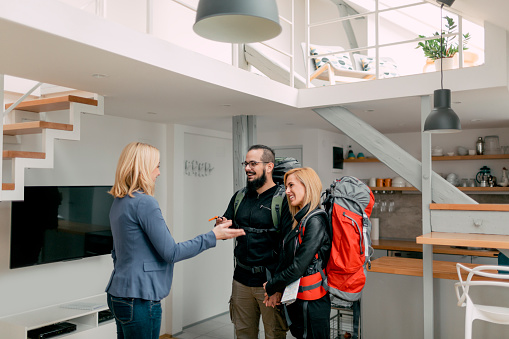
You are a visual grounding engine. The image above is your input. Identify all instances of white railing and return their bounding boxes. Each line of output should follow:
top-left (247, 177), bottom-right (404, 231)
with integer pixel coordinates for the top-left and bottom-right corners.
top-left (304, 0), bottom-right (469, 88)
top-left (71, 0), bottom-right (477, 89)
top-left (78, 0), bottom-right (297, 87)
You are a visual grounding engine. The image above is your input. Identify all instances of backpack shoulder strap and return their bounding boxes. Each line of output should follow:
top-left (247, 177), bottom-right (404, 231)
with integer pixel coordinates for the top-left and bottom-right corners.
top-left (233, 188), bottom-right (247, 220)
top-left (298, 209), bottom-right (327, 245)
top-left (271, 184), bottom-right (286, 231)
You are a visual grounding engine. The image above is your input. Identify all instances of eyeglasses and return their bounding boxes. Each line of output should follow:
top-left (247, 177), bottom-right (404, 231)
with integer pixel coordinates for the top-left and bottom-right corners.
top-left (241, 161), bottom-right (269, 168)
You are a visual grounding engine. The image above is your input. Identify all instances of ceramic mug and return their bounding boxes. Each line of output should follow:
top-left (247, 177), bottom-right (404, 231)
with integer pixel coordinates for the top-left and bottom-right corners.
top-left (369, 178), bottom-right (377, 187)
top-left (383, 178), bottom-right (392, 187)
top-left (376, 178), bottom-right (383, 187)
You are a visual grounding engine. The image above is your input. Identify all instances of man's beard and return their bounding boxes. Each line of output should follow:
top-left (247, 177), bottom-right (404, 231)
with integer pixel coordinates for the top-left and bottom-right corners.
top-left (246, 169), bottom-right (267, 192)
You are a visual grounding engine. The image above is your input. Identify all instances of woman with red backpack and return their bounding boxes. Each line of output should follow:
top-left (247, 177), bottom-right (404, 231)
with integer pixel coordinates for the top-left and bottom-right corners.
top-left (263, 167), bottom-right (332, 339)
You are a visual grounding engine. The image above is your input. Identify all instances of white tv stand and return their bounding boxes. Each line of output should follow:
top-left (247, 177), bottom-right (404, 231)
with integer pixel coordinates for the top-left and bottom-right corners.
top-left (0, 294), bottom-right (115, 339)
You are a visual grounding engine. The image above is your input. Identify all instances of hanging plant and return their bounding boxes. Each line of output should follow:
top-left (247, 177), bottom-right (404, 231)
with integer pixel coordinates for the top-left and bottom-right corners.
top-left (416, 16), bottom-right (471, 61)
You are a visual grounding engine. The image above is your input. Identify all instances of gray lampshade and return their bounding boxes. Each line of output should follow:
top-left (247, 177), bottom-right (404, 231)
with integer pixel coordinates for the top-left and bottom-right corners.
top-left (424, 89), bottom-right (461, 133)
top-left (193, 0), bottom-right (282, 43)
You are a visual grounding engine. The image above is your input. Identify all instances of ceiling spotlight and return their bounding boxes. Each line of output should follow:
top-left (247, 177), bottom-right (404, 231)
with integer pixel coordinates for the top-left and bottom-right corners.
top-left (193, 0), bottom-right (282, 43)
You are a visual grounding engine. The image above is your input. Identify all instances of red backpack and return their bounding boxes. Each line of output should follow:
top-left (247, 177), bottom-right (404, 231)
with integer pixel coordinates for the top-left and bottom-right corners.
top-left (322, 176), bottom-right (375, 302)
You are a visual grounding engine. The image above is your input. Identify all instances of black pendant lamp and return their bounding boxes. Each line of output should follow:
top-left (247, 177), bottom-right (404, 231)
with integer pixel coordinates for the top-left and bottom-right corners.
top-left (193, 0), bottom-right (282, 43)
top-left (423, 0), bottom-right (461, 133)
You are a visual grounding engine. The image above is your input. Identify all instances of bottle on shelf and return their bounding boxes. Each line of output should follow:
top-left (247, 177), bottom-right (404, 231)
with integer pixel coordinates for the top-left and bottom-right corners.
top-left (476, 137), bottom-right (484, 155)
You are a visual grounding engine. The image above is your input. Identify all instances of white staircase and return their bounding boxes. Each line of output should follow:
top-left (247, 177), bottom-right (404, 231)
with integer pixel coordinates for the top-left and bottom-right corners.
top-left (2, 94), bottom-right (104, 201)
top-left (312, 105), bottom-right (509, 235)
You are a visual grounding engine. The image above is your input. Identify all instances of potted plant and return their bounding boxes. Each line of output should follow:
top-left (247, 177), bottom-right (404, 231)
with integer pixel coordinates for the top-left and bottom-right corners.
top-left (416, 16), bottom-right (471, 71)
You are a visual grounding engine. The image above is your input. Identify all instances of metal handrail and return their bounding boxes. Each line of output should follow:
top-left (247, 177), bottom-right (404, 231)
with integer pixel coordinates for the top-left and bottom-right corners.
top-left (3, 82), bottom-right (43, 118)
top-left (305, 0), bottom-right (466, 87)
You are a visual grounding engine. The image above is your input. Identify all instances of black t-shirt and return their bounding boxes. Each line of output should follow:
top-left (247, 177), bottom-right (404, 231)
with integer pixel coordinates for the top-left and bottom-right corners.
top-left (223, 184), bottom-right (293, 287)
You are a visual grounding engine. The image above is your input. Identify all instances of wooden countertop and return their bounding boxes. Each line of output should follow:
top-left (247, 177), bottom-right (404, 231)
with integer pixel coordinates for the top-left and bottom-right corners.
top-left (417, 232), bottom-right (509, 250)
top-left (372, 239), bottom-right (498, 257)
top-left (368, 256), bottom-right (498, 280)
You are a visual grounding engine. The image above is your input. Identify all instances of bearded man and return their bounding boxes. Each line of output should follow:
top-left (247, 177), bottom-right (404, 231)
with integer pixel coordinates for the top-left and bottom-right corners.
top-left (216, 145), bottom-right (292, 339)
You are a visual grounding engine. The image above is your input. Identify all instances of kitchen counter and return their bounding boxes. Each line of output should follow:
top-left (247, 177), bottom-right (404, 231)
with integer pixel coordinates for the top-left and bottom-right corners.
top-left (372, 239), bottom-right (498, 257)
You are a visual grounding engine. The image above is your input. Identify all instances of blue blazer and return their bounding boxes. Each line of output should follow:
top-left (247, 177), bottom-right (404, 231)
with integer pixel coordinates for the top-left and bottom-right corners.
top-left (105, 191), bottom-right (216, 301)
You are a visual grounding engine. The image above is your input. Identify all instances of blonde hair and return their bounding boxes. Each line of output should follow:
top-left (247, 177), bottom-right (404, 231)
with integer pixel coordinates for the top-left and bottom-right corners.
top-left (284, 167), bottom-right (322, 228)
top-left (109, 142), bottom-right (160, 198)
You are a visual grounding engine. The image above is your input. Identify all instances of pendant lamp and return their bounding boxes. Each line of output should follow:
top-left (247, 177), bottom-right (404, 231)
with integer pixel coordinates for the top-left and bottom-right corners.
top-left (193, 0), bottom-right (282, 43)
top-left (423, 0), bottom-right (461, 133)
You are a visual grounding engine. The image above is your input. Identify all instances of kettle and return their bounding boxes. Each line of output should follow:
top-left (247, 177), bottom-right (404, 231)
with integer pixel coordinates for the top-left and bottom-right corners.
top-left (476, 166), bottom-right (491, 187)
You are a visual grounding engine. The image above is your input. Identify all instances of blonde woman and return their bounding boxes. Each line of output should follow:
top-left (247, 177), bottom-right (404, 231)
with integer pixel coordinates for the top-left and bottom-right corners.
top-left (263, 167), bottom-right (331, 339)
top-left (105, 142), bottom-right (244, 339)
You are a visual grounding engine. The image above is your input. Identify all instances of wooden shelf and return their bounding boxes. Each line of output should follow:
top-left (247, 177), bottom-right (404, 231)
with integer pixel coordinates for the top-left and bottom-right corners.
top-left (344, 158), bottom-right (380, 163)
top-left (432, 154), bottom-right (509, 161)
top-left (345, 154), bottom-right (509, 163)
top-left (369, 186), bottom-right (509, 192)
top-left (369, 186), bottom-right (416, 191)
top-left (416, 232), bottom-right (509, 249)
top-left (430, 203), bottom-right (509, 211)
top-left (372, 239), bottom-right (498, 257)
top-left (368, 256), bottom-right (497, 280)
top-left (4, 95), bottom-right (97, 113)
top-left (3, 121), bottom-right (73, 136)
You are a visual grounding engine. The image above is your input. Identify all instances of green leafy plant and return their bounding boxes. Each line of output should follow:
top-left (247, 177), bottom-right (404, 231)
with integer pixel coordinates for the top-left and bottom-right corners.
top-left (416, 16), bottom-right (471, 61)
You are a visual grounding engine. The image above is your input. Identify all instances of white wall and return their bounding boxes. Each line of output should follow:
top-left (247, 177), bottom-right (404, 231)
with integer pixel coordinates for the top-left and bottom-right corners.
top-left (170, 125), bottom-right (234, 334)
top-left (57, 0), bottom-right (232, 65)
top-left (0, 113), bottom-right (167, 321)
top-left (259, 127), bottom-right (349, 188)
top-left (260, 126), bottom-right (509, 187)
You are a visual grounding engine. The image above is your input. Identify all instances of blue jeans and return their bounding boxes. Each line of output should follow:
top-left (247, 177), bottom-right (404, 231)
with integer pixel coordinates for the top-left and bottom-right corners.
top-left (107, 293), bottom-right (162, 339)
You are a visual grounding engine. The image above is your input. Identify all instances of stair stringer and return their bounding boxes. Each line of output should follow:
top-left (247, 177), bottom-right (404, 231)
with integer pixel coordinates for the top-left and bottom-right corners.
top-left (313, 105), bottom-right (476, 204)
top-left (313, 106), bottom-right (509, 235)
top-left (2, 98), bottom-right (104, 201)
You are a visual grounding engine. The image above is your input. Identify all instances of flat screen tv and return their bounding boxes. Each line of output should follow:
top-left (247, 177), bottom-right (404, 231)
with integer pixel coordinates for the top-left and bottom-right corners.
top-left (10, 186), bottom-right (114, 269)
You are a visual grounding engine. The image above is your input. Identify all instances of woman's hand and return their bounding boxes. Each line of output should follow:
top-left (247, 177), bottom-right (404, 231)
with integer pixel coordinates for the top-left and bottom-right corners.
top-left (264, 292), bottom-right (282, 308)
top-left (212, 219), bottom-right (245, 240)
top-left (262, 282), bottom-right (281, 308)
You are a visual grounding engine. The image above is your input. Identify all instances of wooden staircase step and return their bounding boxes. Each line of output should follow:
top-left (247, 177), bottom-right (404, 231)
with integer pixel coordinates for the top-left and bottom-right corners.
top-left (5, 95), bottom-right (98, 113)
top-left (2, 183), bottom-right (14, 190)
top-left (3, 121), bottom-right (73, 135)
top-left (3, 150), bottom-right (45, 159)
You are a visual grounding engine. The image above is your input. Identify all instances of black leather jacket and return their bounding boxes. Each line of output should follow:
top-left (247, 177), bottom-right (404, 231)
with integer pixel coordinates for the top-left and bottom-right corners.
top-left (265, 204), bottom-right (331, 296)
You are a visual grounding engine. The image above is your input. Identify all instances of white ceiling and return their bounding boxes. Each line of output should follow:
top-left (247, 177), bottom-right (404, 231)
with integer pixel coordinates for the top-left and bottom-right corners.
top-left (1, 0), bottom-right (508, 136)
